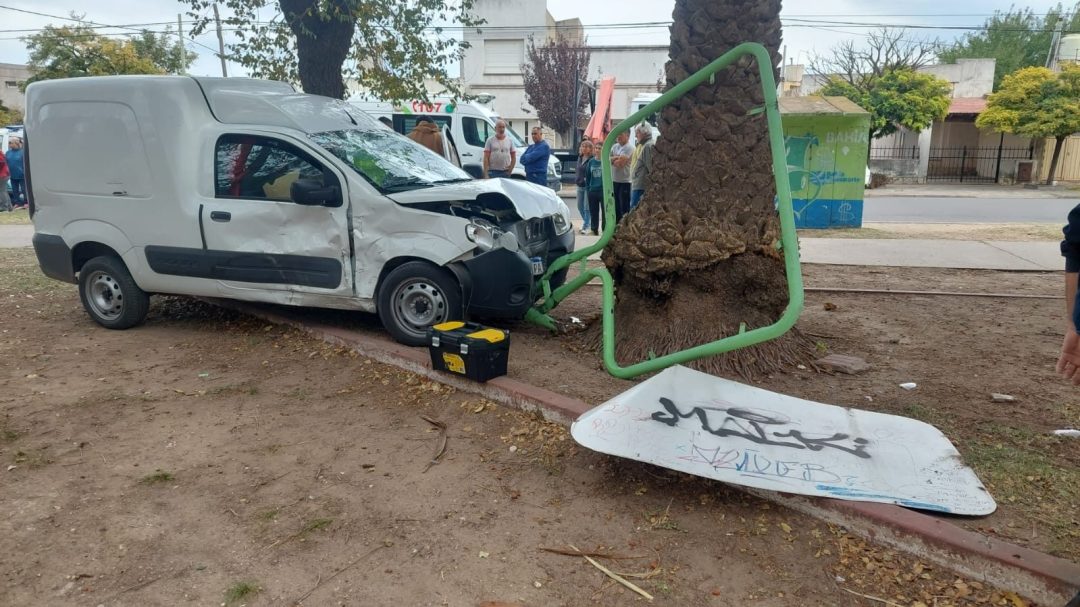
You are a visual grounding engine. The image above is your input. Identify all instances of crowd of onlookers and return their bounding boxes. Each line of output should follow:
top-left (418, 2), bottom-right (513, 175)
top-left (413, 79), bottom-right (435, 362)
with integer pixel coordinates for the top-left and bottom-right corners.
top-left (574, 124), bottom-right (655, 235)
top-left (0, 135), bottom-right (26, 212)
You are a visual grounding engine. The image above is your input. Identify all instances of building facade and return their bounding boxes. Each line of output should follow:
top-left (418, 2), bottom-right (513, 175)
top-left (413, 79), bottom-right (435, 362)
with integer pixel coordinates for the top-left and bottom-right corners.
top-left (0, 63), bottom-right (31, 114)
top-left (461, 0), bottom-right (667, 147)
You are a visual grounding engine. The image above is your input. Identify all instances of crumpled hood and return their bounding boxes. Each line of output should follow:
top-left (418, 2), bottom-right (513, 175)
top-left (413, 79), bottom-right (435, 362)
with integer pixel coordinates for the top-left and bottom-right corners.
top-left (386, 178), bottom-right (565, 220)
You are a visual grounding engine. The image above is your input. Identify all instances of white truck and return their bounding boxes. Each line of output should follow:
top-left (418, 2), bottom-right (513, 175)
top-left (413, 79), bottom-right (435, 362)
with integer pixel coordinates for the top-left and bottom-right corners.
top-left (350, 98), bottom-right (561, 191)
top-left (26, 76), bottom-right (574, 345)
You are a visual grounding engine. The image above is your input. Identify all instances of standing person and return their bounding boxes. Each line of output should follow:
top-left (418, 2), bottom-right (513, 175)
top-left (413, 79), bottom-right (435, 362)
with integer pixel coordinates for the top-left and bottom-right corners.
top-left (0, 149), bottom-right (10, 212)
top-left (406, 117), bottom-right (445, 157)
top-left (1058, 204), bottom-right (1080, 383)
top-left (610, 130), bottom-right (634, 222)
top-left (629, 123), bottom-right (655, 211)
top-left (575, 140), bottom-right (593, 234)
top-left (519, 127), bottom-right (551, 187)
top-left (7, 137), bottom-right (25, 208)
top-left (584, 144), bottom-right (605, 236)
top-left (482, 119), bottom-right (516, 179)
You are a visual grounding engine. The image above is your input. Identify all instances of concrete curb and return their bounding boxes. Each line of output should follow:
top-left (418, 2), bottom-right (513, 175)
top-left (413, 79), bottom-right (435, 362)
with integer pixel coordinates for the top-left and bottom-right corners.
top-left (217, 300), bottom-right (1079, 606)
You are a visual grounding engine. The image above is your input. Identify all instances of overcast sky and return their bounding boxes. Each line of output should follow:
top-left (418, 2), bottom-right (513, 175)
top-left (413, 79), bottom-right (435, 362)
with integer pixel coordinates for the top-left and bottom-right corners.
top-left (0, 0), bottom-right (1073, 78)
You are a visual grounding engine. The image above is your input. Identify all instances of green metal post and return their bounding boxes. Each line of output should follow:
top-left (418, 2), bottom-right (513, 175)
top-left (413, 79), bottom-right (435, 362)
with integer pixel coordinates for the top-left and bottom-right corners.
top-left (529, 42), bottom-right (804, 380)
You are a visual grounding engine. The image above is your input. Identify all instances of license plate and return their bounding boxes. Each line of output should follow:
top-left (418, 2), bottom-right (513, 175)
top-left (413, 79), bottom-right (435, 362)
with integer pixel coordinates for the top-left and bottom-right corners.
top-left (530, 256), bottom-right (545, 275)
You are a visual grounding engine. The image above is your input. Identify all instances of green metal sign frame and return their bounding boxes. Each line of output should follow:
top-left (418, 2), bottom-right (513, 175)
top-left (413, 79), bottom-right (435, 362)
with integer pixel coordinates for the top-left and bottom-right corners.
top-left (526, 42), bottom-right (804, 380)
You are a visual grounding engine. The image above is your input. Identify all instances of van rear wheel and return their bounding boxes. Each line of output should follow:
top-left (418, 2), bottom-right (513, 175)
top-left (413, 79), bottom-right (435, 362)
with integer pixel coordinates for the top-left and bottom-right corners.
top-left (378, 262), bottom-right (463, 346)
top-left (78, 256), bottom-right (150, 330)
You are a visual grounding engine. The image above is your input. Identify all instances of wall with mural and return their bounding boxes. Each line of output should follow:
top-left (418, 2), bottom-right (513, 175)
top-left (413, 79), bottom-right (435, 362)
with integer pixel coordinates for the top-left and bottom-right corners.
top-left (782, 114), bottom-right (870, 229)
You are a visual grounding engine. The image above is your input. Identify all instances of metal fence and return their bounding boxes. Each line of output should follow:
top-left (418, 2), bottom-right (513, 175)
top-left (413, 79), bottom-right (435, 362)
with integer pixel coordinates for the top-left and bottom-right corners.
top-left (870, 145), bottom-right (920, 160)
top-left (926, 145), bottom-right (1034, 183)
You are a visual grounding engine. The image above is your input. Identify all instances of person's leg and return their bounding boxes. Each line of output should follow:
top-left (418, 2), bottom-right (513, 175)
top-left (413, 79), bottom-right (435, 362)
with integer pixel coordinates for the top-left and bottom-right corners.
top-left (11, 179), bottom-right (23, 206)
top-left (588, 191), bottom-right (602, 235)
top-left (489, 169), bottom-right (509, 178)
top-left (577, 187), bottom-right (590, 232)
top-left (0, 180), bottom-right (10, 212)
top-left (630, 189), bottom-right (644, 210)
top-left (614, 182), bottom-right (630, 222)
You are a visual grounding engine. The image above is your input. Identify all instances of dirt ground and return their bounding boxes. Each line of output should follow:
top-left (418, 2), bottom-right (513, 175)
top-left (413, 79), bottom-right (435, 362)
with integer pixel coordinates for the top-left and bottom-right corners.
top-left (0, 249), bottom-right (1047, 607)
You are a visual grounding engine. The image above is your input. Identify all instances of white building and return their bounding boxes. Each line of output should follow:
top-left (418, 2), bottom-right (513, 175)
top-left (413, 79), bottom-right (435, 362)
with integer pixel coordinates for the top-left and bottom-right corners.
top-left (461, 0), bottom-right (667, 147)
top-left (0, 63), bottom-right (31, 114)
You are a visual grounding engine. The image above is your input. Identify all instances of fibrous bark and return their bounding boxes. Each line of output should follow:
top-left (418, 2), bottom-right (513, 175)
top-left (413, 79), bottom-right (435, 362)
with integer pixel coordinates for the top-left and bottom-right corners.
top-left (600, 0), bottom-right (813, 378)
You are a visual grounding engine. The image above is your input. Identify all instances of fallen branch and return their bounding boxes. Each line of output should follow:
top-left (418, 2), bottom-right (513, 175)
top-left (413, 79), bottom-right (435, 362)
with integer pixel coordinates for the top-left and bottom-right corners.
top-left (569, 544), bottom-right (653, 601)
top-left (421, 416), bottom-right (448, 472)
top-left (839, 586), bottom-right (905, 607)
top-left (292, 542), bottom-right (391, 605)
top-left (539, 546), bottom-right (645, 560)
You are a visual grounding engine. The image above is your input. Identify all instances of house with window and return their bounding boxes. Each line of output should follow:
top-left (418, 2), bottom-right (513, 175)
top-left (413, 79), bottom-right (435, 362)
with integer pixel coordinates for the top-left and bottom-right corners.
top-left (0, 63), bottom-right (31, 116)
top-left (460, 0), bottom-right (668, 147)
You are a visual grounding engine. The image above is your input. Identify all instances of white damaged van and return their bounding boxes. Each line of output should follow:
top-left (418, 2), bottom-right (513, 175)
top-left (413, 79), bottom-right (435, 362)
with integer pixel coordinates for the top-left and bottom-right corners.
top-left (26, 76), bottom-right (574, 345)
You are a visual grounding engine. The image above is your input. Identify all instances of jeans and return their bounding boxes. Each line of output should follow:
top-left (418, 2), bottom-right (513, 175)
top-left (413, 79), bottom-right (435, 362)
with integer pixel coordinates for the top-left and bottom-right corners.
top-left (488, 169), bottom-right (509, 178)
top-left (526, 172), bottom-right (546, 187)
top-left (576, 186), bottom-right (591, 230)
top-left (630, 189), bottom-right (645, 210)
top-left (0, 179), bottom-right (10, 211)
top-left (613, 181), bottom-right (631, 223)
top-left (10, 178), bottom-right (24, 205)
top-left (588, 190), bottom-right (604, 234)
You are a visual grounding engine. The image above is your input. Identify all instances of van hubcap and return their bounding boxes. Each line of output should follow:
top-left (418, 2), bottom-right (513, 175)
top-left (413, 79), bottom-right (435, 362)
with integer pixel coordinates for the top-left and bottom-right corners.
top-left (86, 271), bottom-right (124, 320)
top-left (391, 279), bottom-right (447, 334)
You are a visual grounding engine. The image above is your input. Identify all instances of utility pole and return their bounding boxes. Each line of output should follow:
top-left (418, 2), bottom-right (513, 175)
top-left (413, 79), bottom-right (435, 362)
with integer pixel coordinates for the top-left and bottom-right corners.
top-left (213, 3), bottom-right (228, 77)
top-left (176, 14), bottom-right (185, 74)
top-left (1046, 20), bottom-right (1065, 70)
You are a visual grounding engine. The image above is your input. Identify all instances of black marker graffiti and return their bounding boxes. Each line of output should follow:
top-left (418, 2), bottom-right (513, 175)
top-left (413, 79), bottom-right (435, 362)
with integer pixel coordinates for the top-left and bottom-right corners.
top-left (651, 397), bottom-right (871, 459)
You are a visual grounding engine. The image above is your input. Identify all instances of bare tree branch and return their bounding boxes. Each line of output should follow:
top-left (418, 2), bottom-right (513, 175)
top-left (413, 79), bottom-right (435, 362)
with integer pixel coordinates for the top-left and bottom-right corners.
top-left (521, 34), bottom-right (591, 142)
top-left (810, 28), bottom-right (939, 92)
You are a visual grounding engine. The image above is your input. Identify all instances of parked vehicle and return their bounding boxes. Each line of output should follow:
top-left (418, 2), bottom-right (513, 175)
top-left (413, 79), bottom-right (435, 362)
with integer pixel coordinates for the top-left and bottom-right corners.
top-left (26, 76), bottom-right (574, 345)
top-left (350, 98), bottom-right (562, 192)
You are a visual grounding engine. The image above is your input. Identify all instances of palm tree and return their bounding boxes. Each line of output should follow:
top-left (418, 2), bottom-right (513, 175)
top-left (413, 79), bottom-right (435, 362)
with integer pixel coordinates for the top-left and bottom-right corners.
top-left (601, 0), bottom-right (810, 377)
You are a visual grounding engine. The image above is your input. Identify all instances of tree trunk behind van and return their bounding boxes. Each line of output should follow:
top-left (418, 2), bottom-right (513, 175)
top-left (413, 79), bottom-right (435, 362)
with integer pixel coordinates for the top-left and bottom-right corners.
top-left (600, 0), bottom-right (812, 378)
top-left (282, 0), bottom-right (354, 98)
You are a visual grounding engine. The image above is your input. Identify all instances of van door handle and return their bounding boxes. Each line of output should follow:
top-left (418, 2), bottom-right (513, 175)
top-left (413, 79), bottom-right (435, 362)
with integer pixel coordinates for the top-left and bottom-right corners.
top-left (210, 211), bottom-right (231, 222)
top-left (460, 152), bottom-right (474, 157)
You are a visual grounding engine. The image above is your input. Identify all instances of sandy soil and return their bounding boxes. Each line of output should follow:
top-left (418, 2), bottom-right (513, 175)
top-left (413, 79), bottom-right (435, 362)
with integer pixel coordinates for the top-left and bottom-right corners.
top-left (0, 249), bottom-right (1037, 607)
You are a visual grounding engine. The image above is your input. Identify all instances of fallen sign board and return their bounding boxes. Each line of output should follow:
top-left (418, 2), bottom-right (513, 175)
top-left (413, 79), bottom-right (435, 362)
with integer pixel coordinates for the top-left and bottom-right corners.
top-left (571, 365), bottom-right (996, 516)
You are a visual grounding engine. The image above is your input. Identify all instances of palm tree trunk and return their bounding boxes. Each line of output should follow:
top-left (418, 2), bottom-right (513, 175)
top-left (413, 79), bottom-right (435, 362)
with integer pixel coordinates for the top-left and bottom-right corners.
top-left (600, 0), bottom-right (811, 377)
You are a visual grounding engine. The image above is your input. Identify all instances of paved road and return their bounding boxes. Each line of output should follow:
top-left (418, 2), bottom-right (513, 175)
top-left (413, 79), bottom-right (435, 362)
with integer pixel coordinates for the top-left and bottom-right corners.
top-left (864, 196), bottom-right (1078, 224)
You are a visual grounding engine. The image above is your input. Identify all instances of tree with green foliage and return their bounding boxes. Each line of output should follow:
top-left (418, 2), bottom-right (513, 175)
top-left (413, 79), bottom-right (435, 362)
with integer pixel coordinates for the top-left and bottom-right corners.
top-left (976, 65), bottom-right (1080, 184)
top-left (820, 69), bottom-right (951, 141)
top-left (23, 18), bottom-right (195, 89)
top-left (181, 0), bottom-right (482, 101)
top-left (938, 3), bottom-right (1080, 90)
top-left (0, 102), bottom-right (23, 125)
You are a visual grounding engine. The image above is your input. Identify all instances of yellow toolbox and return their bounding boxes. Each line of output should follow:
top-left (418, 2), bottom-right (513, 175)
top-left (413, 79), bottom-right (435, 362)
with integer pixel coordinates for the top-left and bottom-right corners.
top-left (426, 321), bottom-right (510, 382)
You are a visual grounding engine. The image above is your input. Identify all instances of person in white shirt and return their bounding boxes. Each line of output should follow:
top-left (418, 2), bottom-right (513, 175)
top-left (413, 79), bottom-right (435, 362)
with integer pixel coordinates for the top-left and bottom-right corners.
top-left (482, 120), bottom-right (517, 178)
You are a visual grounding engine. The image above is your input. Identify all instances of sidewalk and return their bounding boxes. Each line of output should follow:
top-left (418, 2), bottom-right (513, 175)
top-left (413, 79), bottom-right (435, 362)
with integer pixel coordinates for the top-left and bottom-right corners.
top-left (866, 183), bottom-right (1078, 199)
top-left (572, 230), bottom-right (1062, 271)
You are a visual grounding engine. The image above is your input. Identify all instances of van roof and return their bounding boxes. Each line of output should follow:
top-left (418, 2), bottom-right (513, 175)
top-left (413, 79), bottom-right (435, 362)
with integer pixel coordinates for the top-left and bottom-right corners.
top-left (26, 75), bottom-right (381, 135)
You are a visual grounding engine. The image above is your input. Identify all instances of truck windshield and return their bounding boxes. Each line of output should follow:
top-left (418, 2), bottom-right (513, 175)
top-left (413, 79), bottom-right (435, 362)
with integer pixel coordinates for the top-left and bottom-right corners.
top-left (311, 128), bottom-right (471, 192)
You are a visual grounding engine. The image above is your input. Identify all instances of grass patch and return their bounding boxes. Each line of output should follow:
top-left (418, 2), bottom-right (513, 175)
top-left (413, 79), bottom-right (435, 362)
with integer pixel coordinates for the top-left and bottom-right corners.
top-left (798, 227), bottom-right (893, 239)
top-left (12, 449), bottom-right (51, 468)
top-left (139, 470), bottom-right (175, 485)
top-left (0, 210), bottom-right (31, 225)
top-left (257, 508), bottom-right (279, 521)
top-left (224, 581), bottom-right (261, 605)
top-left (299, 517), bottom-right (334, 535)
top-left (0, 248), bottom-right (68, 295)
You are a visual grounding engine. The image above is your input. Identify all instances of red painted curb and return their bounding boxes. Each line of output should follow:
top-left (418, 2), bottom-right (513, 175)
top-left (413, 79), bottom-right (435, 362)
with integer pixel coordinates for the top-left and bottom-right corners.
top-left (213, 300), bottom-right (1079, 606)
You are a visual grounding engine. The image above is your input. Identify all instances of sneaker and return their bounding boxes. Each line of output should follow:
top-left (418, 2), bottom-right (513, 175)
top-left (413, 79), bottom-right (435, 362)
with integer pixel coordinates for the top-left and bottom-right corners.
top-left (579, 227), bottom-right (589, 235)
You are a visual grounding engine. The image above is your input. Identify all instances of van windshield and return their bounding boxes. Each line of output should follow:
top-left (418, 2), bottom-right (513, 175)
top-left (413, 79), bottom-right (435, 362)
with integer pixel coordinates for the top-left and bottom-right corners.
top-left (311, 128), bottom-right (471, 192)
top-left (504, 124), bottom-right (526, 147)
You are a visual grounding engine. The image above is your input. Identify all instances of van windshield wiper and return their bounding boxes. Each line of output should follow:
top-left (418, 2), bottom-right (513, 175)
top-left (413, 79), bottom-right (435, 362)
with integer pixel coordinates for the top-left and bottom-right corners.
top-left (381, 178), bottom-right (433, 192)
top-left (430, 177), bottom-right (474, 185)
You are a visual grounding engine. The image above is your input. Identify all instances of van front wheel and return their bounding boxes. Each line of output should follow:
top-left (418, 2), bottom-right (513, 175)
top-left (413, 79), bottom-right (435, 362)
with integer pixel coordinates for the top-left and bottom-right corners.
top-left (378, 262), bottom-right (463, 346)
top-left (78, 256), bottom-right (150, 330)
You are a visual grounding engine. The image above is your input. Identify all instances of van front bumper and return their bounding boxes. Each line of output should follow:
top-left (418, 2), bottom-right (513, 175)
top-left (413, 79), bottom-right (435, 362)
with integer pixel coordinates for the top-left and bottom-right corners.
top-left (454, 228), bottom-right (575, 319)
top-left (455, 248), bottom-right (535, 318)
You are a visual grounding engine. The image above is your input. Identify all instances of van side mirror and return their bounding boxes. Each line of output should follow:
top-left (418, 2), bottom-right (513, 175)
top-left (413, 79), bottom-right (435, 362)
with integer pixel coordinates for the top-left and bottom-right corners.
top-left (291, 179), bottom-right (342, 207)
